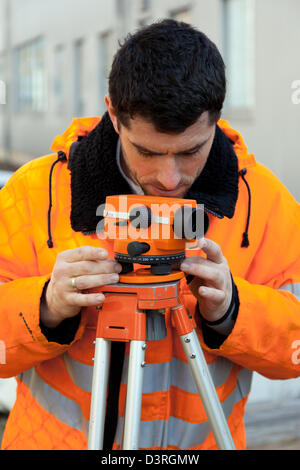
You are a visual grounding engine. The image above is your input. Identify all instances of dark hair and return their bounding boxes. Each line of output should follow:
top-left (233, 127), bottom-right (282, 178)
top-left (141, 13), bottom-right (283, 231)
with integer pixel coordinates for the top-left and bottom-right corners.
top-left (108, 19), bottom-right (226, 133)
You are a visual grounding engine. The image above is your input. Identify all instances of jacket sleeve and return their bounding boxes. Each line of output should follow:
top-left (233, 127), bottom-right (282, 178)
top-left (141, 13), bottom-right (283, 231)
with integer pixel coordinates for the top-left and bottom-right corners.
top-left (200, 176), bottom-right (300, 380)
top-left (0, 168), bottom-right (85, 379)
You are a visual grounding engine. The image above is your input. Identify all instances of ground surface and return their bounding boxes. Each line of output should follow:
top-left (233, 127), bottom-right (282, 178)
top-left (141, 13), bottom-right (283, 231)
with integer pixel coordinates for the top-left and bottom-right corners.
top-left (244, 399), bottom-right (300, 450)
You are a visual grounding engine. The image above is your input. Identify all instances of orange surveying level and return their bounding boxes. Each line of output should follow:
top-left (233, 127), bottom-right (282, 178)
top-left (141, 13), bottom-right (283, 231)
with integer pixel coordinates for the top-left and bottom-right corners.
top-left (87, 195), bottom-right (235, 450)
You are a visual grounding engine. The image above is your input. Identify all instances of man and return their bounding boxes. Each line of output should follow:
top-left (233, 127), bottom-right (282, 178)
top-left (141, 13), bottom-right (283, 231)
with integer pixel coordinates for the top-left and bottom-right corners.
top-left (0, 19), bottom-right (300, 450)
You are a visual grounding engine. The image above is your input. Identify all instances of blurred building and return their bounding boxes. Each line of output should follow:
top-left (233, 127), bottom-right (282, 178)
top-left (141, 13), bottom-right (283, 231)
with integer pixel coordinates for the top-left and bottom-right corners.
top-left (0, 0), bottom-right (300, 423)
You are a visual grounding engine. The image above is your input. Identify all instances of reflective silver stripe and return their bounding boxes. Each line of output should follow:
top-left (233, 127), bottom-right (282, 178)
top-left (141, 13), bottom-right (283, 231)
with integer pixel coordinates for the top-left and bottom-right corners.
top-left (121, 355), bottom-right (234, 394)
top-left (20, 362), bottom-right (252, 448)
top-left (20, 368), bottom-right (89, 435)
top-left (63, 353), bottom-right (234, 395)
top-left (114, 368), bottom-right (252, 449)
top-left (279, 282), bottom-right (300, 300)
top-left (64, 353), bottom-right (93, 393)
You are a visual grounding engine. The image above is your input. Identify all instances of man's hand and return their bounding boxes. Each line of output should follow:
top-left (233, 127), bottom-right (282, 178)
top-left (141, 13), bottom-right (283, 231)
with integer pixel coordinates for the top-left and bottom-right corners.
top-left (180, 238), bottom-right (232, 323)
top-left (40, 246), bottom-right (122, 328)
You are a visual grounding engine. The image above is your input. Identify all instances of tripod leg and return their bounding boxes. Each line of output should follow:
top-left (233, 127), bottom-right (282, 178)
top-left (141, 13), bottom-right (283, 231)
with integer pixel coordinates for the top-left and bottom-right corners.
top-left (122, 340), bottom-right (146, 450)
top-left (180, 329), bottom-right (235, 450)
top-left (88, 338), bottom-right (111, 450)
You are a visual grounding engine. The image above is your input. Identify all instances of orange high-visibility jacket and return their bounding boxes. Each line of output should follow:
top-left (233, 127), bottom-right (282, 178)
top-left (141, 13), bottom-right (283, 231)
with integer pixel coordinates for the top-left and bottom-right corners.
top-left (0, 117), bottom-right (300, 450)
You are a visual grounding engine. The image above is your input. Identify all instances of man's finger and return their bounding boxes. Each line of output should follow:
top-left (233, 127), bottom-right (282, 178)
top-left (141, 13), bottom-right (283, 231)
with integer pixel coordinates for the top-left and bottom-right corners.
top-left (198, 285), bottom-right (226, 303)
top-left (66, 291), bottom-right (106, 307)
top-left (60, 246), bottom-right (108, 263)
top-left (199, 238), bottom-right (224, 264)
top-left (68, 259), bottom-right (122, 277)
top-left (70, 273), bottom-right (120, 291)
top-left (181, 262), bottom-right (223, 287)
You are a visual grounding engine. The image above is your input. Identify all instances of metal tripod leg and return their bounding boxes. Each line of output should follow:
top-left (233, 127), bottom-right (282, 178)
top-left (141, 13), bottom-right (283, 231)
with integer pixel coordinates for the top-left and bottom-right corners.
top-left (88, 338), bottom-right (111, 450)
top-left (88, 338), bottom-right (146, 450)
top-left (171, 304), bottom-right (236, 450)
top-left (180, 329), bottom-right (235, 450)
top-left (122, 340), bottom-right (146, 450)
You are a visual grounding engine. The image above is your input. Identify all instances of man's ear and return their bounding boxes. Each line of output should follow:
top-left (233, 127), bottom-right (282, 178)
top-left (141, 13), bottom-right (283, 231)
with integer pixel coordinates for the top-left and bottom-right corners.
top-left (105, 95), bottom-right (120, 135)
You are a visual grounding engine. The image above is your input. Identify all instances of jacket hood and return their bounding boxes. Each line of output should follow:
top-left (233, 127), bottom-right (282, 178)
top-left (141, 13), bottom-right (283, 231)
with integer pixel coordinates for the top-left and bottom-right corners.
top-left (51, 117), bottom-right (102, 159)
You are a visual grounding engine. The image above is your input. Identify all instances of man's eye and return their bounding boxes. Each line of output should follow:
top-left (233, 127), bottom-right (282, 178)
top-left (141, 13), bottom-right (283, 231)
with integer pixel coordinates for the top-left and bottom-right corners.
top-left (138, 151), bottom-right (154, 157)
top-left (182, 148), bottom-right (201, 157)
top-left (137, 148), bottom-right (202, 158)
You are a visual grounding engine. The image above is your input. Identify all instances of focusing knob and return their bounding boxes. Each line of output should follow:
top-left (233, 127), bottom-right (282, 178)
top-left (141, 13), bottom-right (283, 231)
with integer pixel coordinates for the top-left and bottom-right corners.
top-left (127, 241), bottom-right (151, 257)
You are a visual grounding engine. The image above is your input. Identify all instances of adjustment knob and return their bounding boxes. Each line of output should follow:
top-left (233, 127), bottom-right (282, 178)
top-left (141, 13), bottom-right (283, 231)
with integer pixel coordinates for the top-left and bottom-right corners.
top-left (127, 241), bottom-right (151, 257)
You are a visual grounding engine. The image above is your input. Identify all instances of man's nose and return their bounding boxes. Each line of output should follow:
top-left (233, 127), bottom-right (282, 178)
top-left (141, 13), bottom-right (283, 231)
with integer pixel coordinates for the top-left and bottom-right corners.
top-left (156, 158), bottom-right (181, 190)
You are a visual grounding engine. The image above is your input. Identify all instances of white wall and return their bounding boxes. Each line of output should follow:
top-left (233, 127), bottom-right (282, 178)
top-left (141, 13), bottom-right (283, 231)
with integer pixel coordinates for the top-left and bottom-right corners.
top-left (248, 374), bottom-right (300, 405)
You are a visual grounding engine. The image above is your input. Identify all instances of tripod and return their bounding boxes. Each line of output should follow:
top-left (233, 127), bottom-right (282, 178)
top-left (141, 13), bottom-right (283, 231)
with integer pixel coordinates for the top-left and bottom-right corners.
top-left (88, 268), bottom-right (235, 450)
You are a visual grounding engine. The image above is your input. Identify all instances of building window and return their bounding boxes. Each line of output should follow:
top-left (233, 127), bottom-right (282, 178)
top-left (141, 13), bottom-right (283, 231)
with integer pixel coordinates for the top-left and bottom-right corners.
top-left (140, 0), bottom-right (151, 12)
top-left (138, 0), bottom-right (152, 27)
top-left (116, 0), bottom-right (126, 17)
top-left (54, 45), bottom-right (65, 113)
top-left (169, 8), bottom-right (192, 24)
top-left (74, 39), bottom-right (84, 116)
top-left (0, 56), bottom-right (5, 106)
top-left (222, 0), bottom-right (255, 111)
top-left (138, 16), bottom-right (152, 27)
top-left (99, 32), bottom-right (111, 111)
top-left (14, 37), bottom-right (46, 112)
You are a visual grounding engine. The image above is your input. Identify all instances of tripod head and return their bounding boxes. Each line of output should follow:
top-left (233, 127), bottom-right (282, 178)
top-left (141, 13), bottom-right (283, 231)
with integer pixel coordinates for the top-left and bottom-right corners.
top-left (99, 195), bottom-right (209, 283)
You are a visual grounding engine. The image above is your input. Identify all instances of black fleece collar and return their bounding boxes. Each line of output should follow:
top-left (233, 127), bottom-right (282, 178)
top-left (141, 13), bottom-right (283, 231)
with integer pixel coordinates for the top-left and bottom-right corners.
top-left (67, 112), bottom-right (239, 234)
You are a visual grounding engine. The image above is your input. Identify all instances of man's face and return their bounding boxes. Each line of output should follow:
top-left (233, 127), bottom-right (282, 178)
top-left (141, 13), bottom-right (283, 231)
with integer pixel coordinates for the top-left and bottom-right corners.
top-left (106, 98), bottom-right (216, 198)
